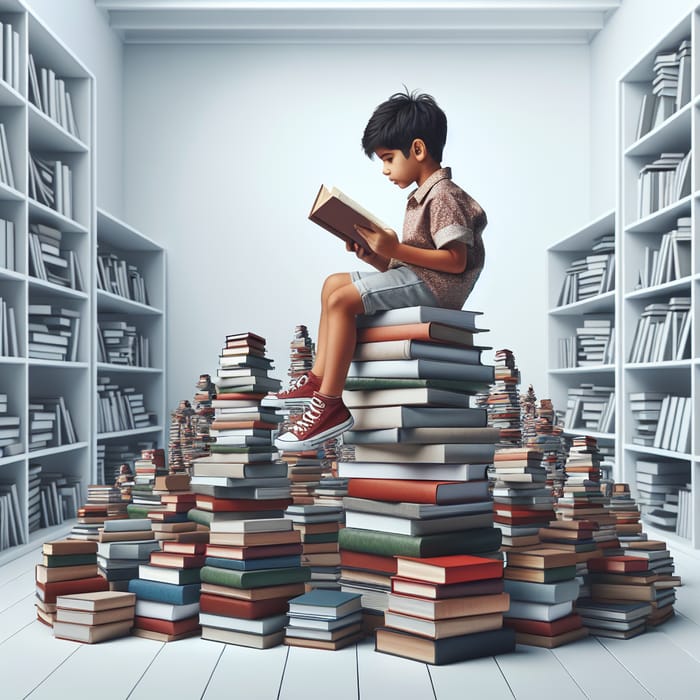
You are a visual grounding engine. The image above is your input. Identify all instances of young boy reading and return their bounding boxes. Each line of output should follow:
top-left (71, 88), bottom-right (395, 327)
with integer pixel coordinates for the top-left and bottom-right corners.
top-left (269, 89), bottom-right (487, 451)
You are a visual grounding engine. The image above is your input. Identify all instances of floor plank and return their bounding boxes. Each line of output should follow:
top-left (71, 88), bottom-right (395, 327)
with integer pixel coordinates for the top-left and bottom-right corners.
top-left (494, 644), bottom-right (587, 700)
top-left (26, 635), bottom-right (164, 699)
top-left (429, 654), bottom-right (514, 700)
top-left (126, 636), bottom-right (224, 700)
top-left (280, 642), bottom-right (358, 700)
top-left (0, 592), bottom-right (37, 643)
top-left (203, 642), bottom-right (288, 699)
top-left (0, 570), bottom-right (37, 613)
top-left (655, 611), bottom-right (700, 663)
top-left (357, 637), bottom-right (435, 700)
top-left (599, 629), bottom-right (700, 699)
top-left (0, 549), bottom-right (39, 588)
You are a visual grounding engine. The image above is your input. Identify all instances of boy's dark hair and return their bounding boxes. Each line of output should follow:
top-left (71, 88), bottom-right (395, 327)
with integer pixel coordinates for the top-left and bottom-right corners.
top-left (362, 89), bottom-right (447, 162)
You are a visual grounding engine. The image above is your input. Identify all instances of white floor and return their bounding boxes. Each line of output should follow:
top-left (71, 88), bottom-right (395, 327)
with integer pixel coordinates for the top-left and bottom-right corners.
top-left (1, 539), bottom-right (699, 700)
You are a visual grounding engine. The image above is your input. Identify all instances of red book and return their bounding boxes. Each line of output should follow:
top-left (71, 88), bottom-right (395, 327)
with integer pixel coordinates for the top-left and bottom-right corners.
top-left (36, 575), bottom-right (109, 604)
top-left (395, 555), bottom-right (503, 584)
top-left (215, 392), bottom-right (267, 401)
top-left (205, 543), bottom-right (303, 560)
top-left (161, 493), bottom-right (197, 505)
top-left (195, 496), bottom-right (292, 512)
top-left (210, 420), bottom-right (278, 430)
top-left (134, 615), bottom-right (200, 635)
top-left (588, 556), bottom-right (649, 574)
top-left (161, 541), bottom-right (207, 555)
top-left (346, 479), bottom-right (488, 505)
top-left (494, 514), bottom-right (549, 526)
top-left (504, 613), bottom-right (583, 636)
top-left (538, 527), bottom-right (594, 541)
top-left (340, 550), bottom-right (397, 574)
top-left (356, 322), bottom-right (474, 346)
top-left (198, 593), bottom-right (289, 619)
top-left (162, 502), bottom-right (195, 513)
top-left (149, 551), bottom-right (207, 569)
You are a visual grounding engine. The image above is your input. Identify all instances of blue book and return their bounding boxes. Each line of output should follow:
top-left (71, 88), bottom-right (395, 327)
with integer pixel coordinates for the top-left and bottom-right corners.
top-left (204, 555), bottom-right (302, 571)
top-left (288, 589), bottom-right (363, 619)
top-left (128, 578), bottom-right (200, 605)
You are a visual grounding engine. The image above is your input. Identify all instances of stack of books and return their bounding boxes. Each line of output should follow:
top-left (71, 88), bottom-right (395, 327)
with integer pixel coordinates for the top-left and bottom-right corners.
top-left (520, 385), bottom-right (537, 444)
top-left (636, 217), bottom-right (691, 289)
top-left (338, 306), bottom-right (499, 625)
top-left (558, 314), bottom-right (615, 369)
top-left (563, 384), bottom-right (615, 434)
top-left (147, 474), bottom-right (205, 544)
top-left (628, 298), bottom-right (691, 363)
top-left (96, 252), bottom-right (148, 304)
top-left (130, 540), bottom-right (203, 641)
top-left (97, 317), bottom-right (148, 366)
top-left (68, 484), bottom-right (128, 541)
top-left (284, 503), bottom-right (343, 590)
top-left (492, 448), bottom-right (554, 552)
top-left (607, 483), bottom-right (644, 543)
top-left (168, 399), bottom-right (197, 473)
top-left (283, 453), bottom-right (326, 505)
top-left (29, 395), bottom-right (78, 448)
top-left (0, 478), bottom-right (24, 550)
top-left (375, 554), bottom-right (514, 664)
top-left (284, 589), bottom-right (363, 650)
top-left (191, 373), bottom-right (217, 462)
top-left (503, 548), bottom-right (586, 647)
top-left (637, 152), bottom-right (691, 218)
top-left (557, 234), bottom-right (615, 305)
top-left (98, 518), bottom-right (160, 591)
top-left (635, 459), bottom-right (690, 524)
top-left (101, 441), bottom-right (155, 487)
top-left (96, 377), bottom-right (155, 433)
top-left (525, 398), bottom-right (566, 496)
top-left (53, 592), bottom-right (135, 644)
top-left (127, 448), bottom-right (169, 517)
top-left (484, 349), bottom-right (521, 448)
top-left (28, 223), bottom-right (84, 291)
top-left (36, 539), bottom-right (108, 626)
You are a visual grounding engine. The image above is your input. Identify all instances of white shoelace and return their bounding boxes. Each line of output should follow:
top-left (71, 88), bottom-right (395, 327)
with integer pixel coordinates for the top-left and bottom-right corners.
top-left (280, 372), bottom-right (310, 397)
top-left (292, 396), bottom-right (326, 434)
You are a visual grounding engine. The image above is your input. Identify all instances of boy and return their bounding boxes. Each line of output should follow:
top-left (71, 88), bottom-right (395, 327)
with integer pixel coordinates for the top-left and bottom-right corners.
top-left (269, 89), bottom-right (487, 451)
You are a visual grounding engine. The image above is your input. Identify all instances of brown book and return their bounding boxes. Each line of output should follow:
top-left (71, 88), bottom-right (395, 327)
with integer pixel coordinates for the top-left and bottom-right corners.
top-left (133, 614), bottom-right (200, 636)
top-left (206, 542), bottom-right (303, 560)
top-left (53, 619), bottom-right (133, 643)
top-left (292, 522), bottom-right (341, 535)
top-left (514, 626), bottom-right (588, 648)
top-left (505, 549), bottom-right (577, 569)
top-left (285, 630), bottom-right (365, 651)
top-left (198, 593), bottom-right (289, 619)
top-left (588, 556), bottom-right (650, 574)
top-left (195, 496), bottom-right (291, 513)
top-left (150, 521), bottom-right (198, 533)
top-left (301, 552), bottom-right (341, 566)
top-left (395, 555), bottom-right (503, 585)
top-left (208, 530), bottom-right (301, 547)
top-left (154, 474), bottom-right (191, 492)
top-left (149, 551), bottom-right (207, 569)
top-left (538, 527), bottom-right (594, 541)
top-left (590, 583), bottom-right (657, 601)
top-left (37, 576), bottom-right (110, 604)
top-left (42, 540), bottom-right (98, 556)
top-left (390, 576), bottom-right (504, 600)
top-left (504, 613), bottom-right (583, 637)
top-left (132, 627), bottom-right (201, 642)
top-left (546, 520), bottom-right (599, 531)
top-left (36, 563), bottom-right (98, 584)
top-left (55, 590), bottom-right (136, 612)
top-left (308, 184), bottom-right (386, 252)
top-left (340, 549), bottom-right (397, 574)
top-left (341, 568), bottom-right (392, 587)
top-left (387, 591), bottom-right (510, 621)
top-left (56, 605), bottom-right (135, 626)
top-left (98, 529), bottom-right (155, 542)
top-left (384, 610), bottom-right (502, 639)
top-left (199, 581), bottom-right (306, 602)
top-left (357, 322), bottom-right (474, 347)
top-left (161, 541), bottom-right (208, 555)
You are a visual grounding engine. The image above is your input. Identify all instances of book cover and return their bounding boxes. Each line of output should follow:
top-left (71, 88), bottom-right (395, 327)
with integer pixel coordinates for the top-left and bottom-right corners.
top-left (346, 478), bottom-right (490, 505)
top-left (127, 578), bottom-right (201, 605)
top-left (357, 306), bottom-right (482, 331)
top-left (395, 554), bottom-right (504, 585)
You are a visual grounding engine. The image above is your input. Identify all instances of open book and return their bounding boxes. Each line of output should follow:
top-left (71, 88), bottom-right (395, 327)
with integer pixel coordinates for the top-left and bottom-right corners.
top-left (309, 185), bottom-right (388, 252)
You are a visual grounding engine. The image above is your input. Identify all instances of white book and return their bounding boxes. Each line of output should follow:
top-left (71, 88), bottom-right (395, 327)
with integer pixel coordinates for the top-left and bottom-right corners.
top-left (356, 305), bottom-right (483, 331)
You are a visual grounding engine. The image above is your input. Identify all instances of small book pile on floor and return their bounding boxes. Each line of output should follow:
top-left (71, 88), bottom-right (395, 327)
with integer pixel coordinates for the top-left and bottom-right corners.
top-left (503, 548), bottom-right (586, 647)
top-left (68, 484), bottom-right (127, 541)
top-left (129, 539), bottom-right (203, 641)
top-left (338, 306), bottom-right (500, 629)
top-left (375, 554), bottom-right (514, 665)
top-left (484, 348), bottom-right (522, 448)
top-left (284, 589), bottom-right (363, 650)
top-left (97, 518), bottom-right (160, 591)
top-left (36, 539), bottom-right (108, 626)
top-left (127, 448), bottom-right (168, 517)
top-left (53, 591), bottom-right (135, 644)
top-left (492, 447), bottom-right (554, 552)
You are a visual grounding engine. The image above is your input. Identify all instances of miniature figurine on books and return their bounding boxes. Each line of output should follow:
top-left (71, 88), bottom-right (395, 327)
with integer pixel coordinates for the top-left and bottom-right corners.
top-left (266, 88), bottom-right (488, 451)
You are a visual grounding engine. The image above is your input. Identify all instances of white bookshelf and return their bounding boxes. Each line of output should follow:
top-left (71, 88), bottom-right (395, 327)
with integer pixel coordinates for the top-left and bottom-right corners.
top-left (0, 2), bottom-right (166, 565)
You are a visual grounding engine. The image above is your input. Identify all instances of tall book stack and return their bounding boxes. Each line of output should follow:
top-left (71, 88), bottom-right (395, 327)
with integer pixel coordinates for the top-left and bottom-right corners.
top-left (607, 483), bottom-right (644, 543)
top-left (492, 448), bottom-right (555, 553)
top-left (127, 448), bottom-right (168, 518)
top-left (147, 472), bottom-right (203, 544)
top-left (97, 518), bottom-right (160, 591)
top-left (129, 537), bottom-right (203, 642)
top-left (502, 548), bottom-right (586, 648)
top-left (168, 399), bottom-right (196, 473)
top-left (520, 385), bottom-right (537, 444)
top-left (338, 306), bottom-right (499, 626)
top-left (284, 589), bottom-right (363, 650)
top-left (526, 398), bottom-right (566, 496)
top-left (36, 539), bottom-right (108, 626)
top-left (484, 349), bottom-right (522, 448)
top-left (558, 314), bottom-right (615, 368)
top-left (375, 555), bottom-right (514, 664)
top-left (68, 484), bottom-right (128, 541)
top-left (53, 592), bottom-right (135, 645)
top-left (191, 373), bottom-right (217, 462)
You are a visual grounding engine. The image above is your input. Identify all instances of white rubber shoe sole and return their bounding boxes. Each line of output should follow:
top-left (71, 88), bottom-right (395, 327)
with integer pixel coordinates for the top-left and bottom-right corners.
top-left (274, 415), bottom-right (354, 452)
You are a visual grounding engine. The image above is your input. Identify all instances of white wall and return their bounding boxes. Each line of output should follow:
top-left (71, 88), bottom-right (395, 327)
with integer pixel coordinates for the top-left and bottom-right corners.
top-left (590, 0), bottom-right (698, 216)
top-left (25, 0), bottom-right (124, 215)
top-left (123, 42), bottom-right (590, 411)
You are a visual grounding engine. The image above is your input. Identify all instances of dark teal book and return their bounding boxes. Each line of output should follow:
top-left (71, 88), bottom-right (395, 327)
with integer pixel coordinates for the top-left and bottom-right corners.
top-left (288, 589), bottom-right (362, 618)
top-left (200, 565), bottom-right (311, 589)
top-left (300, 532), bottom-right (339, 544)
top-left (205, 555), bottom-right (302, 571)
top-left (344, 377), bottom-right (490, 393)
top-left (338, 526), bottom-right (501, 558)
top-left (43, 553), bottom-right (96, 567)
top-left (209, 445), bottom-right (279, 455)
top-left (128, 578), bottom-right (201, 605)
top-left (126, 503), bottom-right (151, 518)
top-left (187, 508), bottom-right (285, 527)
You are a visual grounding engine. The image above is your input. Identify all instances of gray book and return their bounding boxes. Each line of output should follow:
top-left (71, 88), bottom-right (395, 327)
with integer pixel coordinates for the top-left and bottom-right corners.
top-left (337, 461), bottom-right (489, 482)
top-left (342, 387), bottom-right (471, 409)
top-left (348, 359), bottom-right (494, 382)
top-left (350, 442), bottom-right (496, 464)
top-left (353, 339), bottom-right (486, 365)
top-left (356, 306), bottom-right (483, 331)
top-left (343, 426), bottom-right (500, 445)
top-left (96, 539), bottom-right (160, 559)
top-left (349, 406), bottom-right (486, 430)
top-left (344, 509), bottom-right (494, 536)
top-left (102, 518), bottom-right (152, 533)
top-left (342, 496), bottom-right (492, 520)
top-left (504, 578), bottom-right (580, 605)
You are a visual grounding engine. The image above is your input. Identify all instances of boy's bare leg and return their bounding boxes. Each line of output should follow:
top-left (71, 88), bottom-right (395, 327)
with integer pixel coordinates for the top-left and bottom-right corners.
top-left (311, 272), bottom-right (354, 380)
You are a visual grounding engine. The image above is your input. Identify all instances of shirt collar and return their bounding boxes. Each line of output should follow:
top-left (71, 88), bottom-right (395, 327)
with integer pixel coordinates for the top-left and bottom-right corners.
top-left (409, 167), bottom-right (452, 204)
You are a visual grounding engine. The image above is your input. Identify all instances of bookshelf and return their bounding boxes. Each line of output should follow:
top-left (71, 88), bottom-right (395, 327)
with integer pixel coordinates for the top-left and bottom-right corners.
top-left (0, 2), bottom-right (167, 565)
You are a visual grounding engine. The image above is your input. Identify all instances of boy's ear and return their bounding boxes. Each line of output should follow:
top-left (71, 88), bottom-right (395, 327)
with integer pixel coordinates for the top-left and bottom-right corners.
top-left (412, 138), bottom-right (427, 161)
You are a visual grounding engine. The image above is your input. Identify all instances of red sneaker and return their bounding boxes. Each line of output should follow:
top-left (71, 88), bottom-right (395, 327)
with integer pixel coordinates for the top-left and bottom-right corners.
top-left (261, 371), bottom-right (321, 408)
top-left (274, 392), bottom-right (354, 451)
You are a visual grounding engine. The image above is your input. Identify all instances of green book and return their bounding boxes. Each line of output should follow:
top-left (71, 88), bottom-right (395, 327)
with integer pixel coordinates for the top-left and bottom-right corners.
top-left (338, 526), bottom-right (501, 558)
top-left (200, 565), bottom-right (311, 589)
top-left (43, 553), bottom-right (97, 567)
top-left (301, 532), bottom-right (339, 544)
top-left (343, 377), bottom-right (490, 393)
top-left (126, 504), bottom-right (151, 518)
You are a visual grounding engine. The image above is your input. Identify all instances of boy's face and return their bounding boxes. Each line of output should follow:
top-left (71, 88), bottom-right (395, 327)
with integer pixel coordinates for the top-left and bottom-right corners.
top-left (375, 147), bottom-right (420, 189)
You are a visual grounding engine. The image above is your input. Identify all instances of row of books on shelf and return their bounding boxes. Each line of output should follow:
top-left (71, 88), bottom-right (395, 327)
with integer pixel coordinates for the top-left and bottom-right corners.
top-left (97, 252), bottom-right (149, 305)
top-left (0, 122), bottom-right (15, 189)
top-left (97, 379), bottom-right (154, 434)
top-left (29, 396), bottom-right (78, 450)
top-left (630, 393), bottom-right (691, 454)
top-left (628, 298), bottom-right (690, 364)
top-left (558, 315), bottom-right (614, 368)
top-left (0, 479), bottom-right (23, 550)
top-left (0, 20), bottom-right (21, 92)
top-left (28, 54), bottom-right (81, 139)
top-left (637, 152), bottom-right (691, 219)
top-left (0, 217), bottom-right (15, 270)
top-left (28, 304), bottom-right (80, 362)
top-left (556, 234), bottom-right (614, 306)
top-left (635, 39), bottom-right (692, 142)
top-left (28, 223), bottom-right (85, 291)
top-left (562, 384), bottom-right (615, 434)
top-left (97, 319), bottom-right (150, 367)
top-left (29, 154), bottom-right (73, 220)
top-left (0, 297), bottom-right (19, 356)
top-left (27, 465), bottom-right (81, 536)
top-left (636, 218), bottom-right (691, 288)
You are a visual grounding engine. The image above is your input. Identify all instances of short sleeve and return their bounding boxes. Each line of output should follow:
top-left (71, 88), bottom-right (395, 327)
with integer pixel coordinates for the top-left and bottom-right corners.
top-left (429, 190), bottom-right (477, 249)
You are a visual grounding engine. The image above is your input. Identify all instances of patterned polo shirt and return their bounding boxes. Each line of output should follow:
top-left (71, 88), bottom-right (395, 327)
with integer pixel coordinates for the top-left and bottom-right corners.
top-left (389, 167), bottom-right (487, 310)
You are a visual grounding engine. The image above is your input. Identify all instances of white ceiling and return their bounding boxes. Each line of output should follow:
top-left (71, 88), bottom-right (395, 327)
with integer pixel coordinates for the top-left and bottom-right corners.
top-left (94, 0), bottom-right (622, 44)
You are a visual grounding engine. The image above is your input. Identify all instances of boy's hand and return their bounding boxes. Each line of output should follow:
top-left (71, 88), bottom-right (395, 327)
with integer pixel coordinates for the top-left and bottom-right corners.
top-left (354, 223), bottom-right (399, 258)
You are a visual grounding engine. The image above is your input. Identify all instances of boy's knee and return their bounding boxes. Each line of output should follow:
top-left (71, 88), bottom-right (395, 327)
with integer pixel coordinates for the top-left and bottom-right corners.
top-left (322, 272), bottom-right (352, 298)
top-left (327, 285), bottom-right (363, 315)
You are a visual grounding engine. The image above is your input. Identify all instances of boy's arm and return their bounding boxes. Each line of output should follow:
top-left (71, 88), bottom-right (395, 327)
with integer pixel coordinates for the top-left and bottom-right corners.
top-left (354, 224), bottom-right (466, 274)
top-left (346, 239), bottom-right (391, 271)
